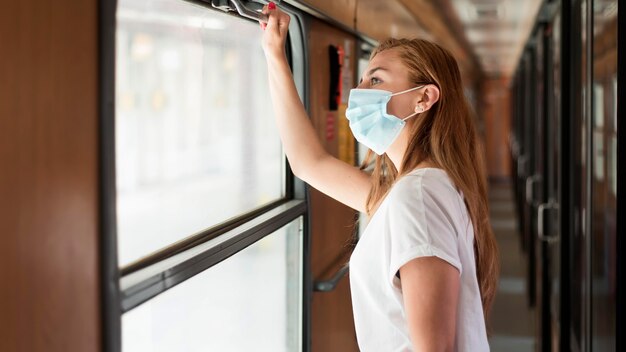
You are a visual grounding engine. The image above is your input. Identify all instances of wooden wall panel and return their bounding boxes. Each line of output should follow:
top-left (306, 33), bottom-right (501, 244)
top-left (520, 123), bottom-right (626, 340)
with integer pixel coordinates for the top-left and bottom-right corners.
top-left (356, 0), bottom-right (432, 42)
top-left (307, 18), bottom-right (360, 352)
top-left (310, 273), bottom-right (358, 351)
top-left (481, 78), bottom-right (512, 179)
top-left (0, 1), bottom-right (101, 351)
top-left (299, 0), bottom-right (357, 29)
top-left (307, 18), bottom-right (358, 279)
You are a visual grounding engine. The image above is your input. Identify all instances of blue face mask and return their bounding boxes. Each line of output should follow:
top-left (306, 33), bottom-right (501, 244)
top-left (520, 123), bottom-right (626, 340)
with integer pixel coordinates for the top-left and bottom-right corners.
top-left (345, 85), bottom-right (425, 155)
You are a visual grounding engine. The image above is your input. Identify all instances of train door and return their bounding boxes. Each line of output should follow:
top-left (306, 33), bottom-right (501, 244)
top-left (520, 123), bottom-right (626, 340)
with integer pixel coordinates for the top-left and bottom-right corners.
top-left (589, 0), bottom-right (618, 350)
top-left (567, 0), bottom-right (619, 350)
top-left (567, 0), bottom-right (592, 349)
top-left (512, 58), bottom-right (528, 259)
top-left (522, 45), bottom-right (539, 308)
top-left (536, 4), bottom-right (563, 351)
top-left (532, 16), bottom-right (548, 352)
top-left (532, 20), bottom-right (560, 352)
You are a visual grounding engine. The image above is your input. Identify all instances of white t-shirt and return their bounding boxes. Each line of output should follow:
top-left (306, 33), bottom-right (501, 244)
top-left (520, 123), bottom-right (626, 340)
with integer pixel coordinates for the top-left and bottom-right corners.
top-left (349, 168), bottom-right (489, 352)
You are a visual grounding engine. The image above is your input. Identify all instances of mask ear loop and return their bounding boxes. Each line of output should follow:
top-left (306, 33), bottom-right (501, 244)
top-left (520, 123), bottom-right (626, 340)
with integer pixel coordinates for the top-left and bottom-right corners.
top-left (401, 110), bottom-right (420, 121)
top-left (392, 85), bottom-right (426, 121)
top-left (390, 84), bottom-right (426, 96)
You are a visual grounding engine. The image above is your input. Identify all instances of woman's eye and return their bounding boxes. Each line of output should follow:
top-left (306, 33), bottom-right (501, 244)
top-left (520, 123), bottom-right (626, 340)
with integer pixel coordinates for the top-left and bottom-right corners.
top-left (370, 77), bottom-right (381, 85)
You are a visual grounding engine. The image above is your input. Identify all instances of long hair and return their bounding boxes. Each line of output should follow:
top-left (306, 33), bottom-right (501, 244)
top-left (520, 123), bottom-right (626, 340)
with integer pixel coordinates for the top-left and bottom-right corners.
top-left (361, 38), bottom-right (499, 329)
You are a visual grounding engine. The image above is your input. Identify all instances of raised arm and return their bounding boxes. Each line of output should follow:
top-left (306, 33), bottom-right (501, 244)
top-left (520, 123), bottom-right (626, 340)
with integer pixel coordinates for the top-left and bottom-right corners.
top-left (260, 4), bottom-right (371, 213)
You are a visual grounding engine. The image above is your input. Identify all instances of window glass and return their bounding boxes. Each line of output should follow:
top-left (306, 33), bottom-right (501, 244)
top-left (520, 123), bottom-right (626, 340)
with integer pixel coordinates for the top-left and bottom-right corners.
top-left (591, 1), bottom-right (617, 350)
top-left (609, 136), bottom-right (616, 195)
top-left (122, 217), bottom-right (303, 351)
top-left (613, 76), bottom-right (617, 131)
top-left (593, 84), bottom-right (604, 128)
top-left (593, 130), bottom-right (605, 181)
top-left (116, 0), bottom-right (284, 266)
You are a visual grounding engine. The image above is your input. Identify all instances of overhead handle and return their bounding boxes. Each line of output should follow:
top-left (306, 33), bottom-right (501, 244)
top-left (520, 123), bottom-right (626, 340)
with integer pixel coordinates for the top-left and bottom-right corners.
top-left (211, 0), bottom-right (271, 23)
top-left (230, 0), bottom-right (268, 23)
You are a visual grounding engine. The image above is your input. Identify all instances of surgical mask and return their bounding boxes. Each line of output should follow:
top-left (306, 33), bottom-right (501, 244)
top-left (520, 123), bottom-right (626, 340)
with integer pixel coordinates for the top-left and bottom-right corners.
top-left (345, 86), bottom-right (425, 155)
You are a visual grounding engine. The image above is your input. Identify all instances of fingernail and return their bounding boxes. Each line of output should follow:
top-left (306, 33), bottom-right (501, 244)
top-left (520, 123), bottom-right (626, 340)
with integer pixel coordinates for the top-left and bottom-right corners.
top-left (268, 1), bottom-right (276, 10)
top-left (261, 22), bottom-right (267, 30)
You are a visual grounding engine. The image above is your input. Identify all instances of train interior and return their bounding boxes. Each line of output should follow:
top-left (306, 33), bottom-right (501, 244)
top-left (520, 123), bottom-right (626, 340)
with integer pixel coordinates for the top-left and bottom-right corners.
top-left (1, 0), bottom-right (622, 351)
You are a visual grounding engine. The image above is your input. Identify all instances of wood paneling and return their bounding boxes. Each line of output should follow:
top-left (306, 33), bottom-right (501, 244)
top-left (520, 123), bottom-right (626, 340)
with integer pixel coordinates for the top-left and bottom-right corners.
top-left (0, 1), bottom-right (101, 351)
top-left (299, 0), bottom-right (357, 29)
top-left (310, 270), bottom-right (358, 351)
top-left (307, 18), bottom-right (359, 352)
top-left (481, 78), bottom-right (512, 179)
top-left (356, 0), bottom-right (431, 42)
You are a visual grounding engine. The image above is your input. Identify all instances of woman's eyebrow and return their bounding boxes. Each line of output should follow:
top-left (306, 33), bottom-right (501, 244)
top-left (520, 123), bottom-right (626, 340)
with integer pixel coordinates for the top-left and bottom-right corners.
top-left (367, 66), bottom-right (388, 76)
top-left (360, 66), bottom-right (388, 82)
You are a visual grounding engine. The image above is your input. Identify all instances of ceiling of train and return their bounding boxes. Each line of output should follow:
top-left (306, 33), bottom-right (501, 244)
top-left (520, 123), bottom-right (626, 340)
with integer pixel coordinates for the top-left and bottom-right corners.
top-left (448, 0), bottom-right (543, 77)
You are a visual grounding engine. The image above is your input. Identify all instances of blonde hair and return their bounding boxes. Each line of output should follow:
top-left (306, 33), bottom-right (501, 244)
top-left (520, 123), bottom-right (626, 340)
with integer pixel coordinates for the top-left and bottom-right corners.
top-left (361, 38), bottom-right (499, 329)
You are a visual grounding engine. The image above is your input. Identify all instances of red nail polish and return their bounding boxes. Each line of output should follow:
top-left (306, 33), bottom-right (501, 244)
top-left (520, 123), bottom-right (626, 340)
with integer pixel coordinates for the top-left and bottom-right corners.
top-left (268, 1), bottom-right (276, 10)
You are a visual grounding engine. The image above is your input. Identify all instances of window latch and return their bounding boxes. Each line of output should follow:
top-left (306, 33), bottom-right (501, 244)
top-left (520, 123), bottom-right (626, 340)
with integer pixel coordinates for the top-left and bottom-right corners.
top-left (211, 0), bottom-right (270, 23)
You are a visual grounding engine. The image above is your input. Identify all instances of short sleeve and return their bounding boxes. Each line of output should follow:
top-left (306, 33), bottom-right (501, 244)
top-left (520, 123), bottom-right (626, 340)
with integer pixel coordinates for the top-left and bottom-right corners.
top-left (384, 173), bottom-right (463, 288)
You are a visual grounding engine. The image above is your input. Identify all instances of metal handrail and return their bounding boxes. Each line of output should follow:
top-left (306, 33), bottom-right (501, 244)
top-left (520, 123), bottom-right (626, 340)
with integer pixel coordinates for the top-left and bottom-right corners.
top-left (314, 264), bottom-right (349, 292)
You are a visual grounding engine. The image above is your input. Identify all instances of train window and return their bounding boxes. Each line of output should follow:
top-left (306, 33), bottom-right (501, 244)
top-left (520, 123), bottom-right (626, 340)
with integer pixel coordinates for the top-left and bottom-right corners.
top-left (609, 136), bottom-right (616, 195)
top-left (593, 84), bottom-right (604, 128)
top-left (609, 76), bottom-right (617, 195)
top-left (592, 84), bottom-right (605, 181)
top-left (592, 131), bottom-right (605, 180)
top-left (613, 76), bottom-right (617, 131)
top-left (115, 0), bottom-right (284, 266)
top-left (122, 217), bottom-right (303, 351)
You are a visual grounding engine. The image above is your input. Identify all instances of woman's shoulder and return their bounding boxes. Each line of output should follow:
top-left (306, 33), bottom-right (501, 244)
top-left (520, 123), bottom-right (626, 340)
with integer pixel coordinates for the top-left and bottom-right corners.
top-left (393, 168), bottom-right (457, 197)
top-left (388, 167), bottom-right (469, 229)
top-left (387, 168), bottom-right (464, 215)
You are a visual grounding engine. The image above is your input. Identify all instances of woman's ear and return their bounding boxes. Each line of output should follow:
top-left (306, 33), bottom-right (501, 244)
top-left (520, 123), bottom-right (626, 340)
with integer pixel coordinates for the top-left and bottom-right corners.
top-left (416, 85), bottom-right (440, 112)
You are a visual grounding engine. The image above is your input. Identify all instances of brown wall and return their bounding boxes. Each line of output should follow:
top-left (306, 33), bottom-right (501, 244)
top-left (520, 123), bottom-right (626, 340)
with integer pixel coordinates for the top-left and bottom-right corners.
top-left (307, 18), bottom-right (360, 352)
top-left (0, 1), bottom-right (101, 351)
top-left (481, 78), bottom-right (512, 179)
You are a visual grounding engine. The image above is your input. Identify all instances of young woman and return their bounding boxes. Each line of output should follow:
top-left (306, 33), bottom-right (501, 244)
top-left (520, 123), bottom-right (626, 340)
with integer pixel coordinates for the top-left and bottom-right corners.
top-left (260, 2), bottom-right (499, 351)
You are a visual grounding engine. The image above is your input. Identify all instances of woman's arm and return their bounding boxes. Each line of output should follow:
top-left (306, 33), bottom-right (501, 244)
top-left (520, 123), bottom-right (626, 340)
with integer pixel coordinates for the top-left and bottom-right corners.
top-left (261, 4), bottom-right (371, 213)
top-left (399, 257), bottom-right (460, 352)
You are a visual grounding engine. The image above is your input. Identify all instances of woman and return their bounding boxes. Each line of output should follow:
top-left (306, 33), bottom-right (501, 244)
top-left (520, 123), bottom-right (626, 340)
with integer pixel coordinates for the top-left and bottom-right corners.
top-left (260, 2), bottom-right (499, 351)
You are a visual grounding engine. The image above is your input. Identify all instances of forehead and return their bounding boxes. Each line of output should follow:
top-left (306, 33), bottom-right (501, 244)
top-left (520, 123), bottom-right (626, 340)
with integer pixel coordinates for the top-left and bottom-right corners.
top-left (364, 48), bottom-right (408, 76)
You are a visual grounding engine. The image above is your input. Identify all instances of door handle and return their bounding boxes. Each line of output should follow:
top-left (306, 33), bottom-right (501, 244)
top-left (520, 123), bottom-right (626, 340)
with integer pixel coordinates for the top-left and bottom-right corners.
top-left (525, 174), bottom-right (541, 205)
top-left (517, 154), bottom-right (528, 176)
top-left (537, 200), bottom-right (559, 242)
top-left (314, 264), bottom-right (349, 292)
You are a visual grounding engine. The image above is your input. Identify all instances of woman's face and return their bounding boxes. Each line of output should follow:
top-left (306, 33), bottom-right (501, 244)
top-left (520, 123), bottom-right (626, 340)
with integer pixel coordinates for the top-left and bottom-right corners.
top-left (357, 48), bottom-right (420, 120)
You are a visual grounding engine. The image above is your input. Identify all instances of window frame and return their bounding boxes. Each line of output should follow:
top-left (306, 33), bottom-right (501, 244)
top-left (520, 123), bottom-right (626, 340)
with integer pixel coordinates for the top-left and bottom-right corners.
top-left (99, 1), bottom-right (309, 351)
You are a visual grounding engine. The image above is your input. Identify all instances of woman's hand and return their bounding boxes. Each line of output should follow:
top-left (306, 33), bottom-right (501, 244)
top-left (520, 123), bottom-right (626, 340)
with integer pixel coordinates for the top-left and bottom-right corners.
top-left (260, 2), bottom-right (290, 61)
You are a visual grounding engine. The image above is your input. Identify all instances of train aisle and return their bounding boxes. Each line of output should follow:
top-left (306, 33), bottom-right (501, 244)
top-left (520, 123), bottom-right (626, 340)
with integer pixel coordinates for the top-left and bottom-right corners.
top-left (488, 180), bottom-right (535, 352)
